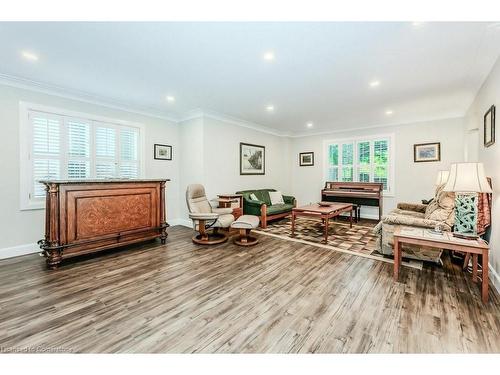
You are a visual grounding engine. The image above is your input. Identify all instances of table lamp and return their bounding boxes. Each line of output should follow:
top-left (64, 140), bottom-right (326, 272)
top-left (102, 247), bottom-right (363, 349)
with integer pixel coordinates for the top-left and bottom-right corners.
top-left (435, 170), bottom-right (450, 186)
top-left (443, 162), bottom-right (492, 239)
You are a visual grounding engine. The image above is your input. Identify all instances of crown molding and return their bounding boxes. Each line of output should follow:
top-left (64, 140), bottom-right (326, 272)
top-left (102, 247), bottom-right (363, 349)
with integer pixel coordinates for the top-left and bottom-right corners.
top-left (0, 73), bottom-right (467, 139)
top-left (179, 108), bottom-right (292, 137)
top-left (289, 114), bottom-right (466, 138)
top-left (177, 108), bottom-right (205, 123)
top-left (0, 73), bottom-right (180, 123)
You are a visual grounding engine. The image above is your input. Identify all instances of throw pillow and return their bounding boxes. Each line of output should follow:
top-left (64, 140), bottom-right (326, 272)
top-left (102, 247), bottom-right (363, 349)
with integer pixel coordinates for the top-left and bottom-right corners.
top-left (249, 193), bottom-right (259, 201)
top-left (269, 191), bottom-right (285, 205)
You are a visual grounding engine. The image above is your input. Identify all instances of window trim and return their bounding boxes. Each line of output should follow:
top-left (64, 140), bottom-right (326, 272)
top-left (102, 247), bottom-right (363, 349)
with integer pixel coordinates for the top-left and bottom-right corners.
top-left (19, 101), bottom-right (146, 210)
top-left (322, 133), bottom-right (396, 197)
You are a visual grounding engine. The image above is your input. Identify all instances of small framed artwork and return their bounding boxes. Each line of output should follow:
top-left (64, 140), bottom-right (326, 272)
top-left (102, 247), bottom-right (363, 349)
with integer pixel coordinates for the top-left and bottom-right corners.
top-left (484, 105), bottom-right (495, 147)
top-left (154, 144), bottom-right (172, 160)
top-left (299, 152), bottom-right (314, 166)
top-left (414, 142), bottom-right (441, 163)
top-left (240, 142), bottom-right (265, 175)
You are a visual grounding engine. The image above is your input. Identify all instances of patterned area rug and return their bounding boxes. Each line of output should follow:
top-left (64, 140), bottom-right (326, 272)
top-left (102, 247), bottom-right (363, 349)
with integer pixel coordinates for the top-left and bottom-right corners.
top-left (254, 217), bottom-right (423, 270)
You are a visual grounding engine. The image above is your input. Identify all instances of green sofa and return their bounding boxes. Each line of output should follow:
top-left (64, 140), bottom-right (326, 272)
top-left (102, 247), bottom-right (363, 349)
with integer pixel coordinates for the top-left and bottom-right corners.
top-left (236, 189), bottom-right (296, 228)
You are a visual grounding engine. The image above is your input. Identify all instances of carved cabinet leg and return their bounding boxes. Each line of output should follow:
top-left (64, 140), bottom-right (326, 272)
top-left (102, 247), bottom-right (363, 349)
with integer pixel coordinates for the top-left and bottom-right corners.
top-left (46, 248), bottom-right (63, 270)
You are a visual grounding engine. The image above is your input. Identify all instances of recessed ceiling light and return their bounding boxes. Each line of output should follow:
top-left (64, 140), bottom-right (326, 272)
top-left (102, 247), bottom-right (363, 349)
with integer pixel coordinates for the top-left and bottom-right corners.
top-left (263, 51), bottom-right (275, 61)
top-left (266, 105), bottom-right (274, 112)
top-left (369, 80), bottom-right (380, 88)
top-left (412, 22), bottom-right (422, 26)
top-left (385, 110), bottom-right (394, 115)
top-left (22, 51), bottom-right (38, 61)
top-left (306, 122), bottom-right (313, 128)
top-left (166, 96), bottom-right (175, 103)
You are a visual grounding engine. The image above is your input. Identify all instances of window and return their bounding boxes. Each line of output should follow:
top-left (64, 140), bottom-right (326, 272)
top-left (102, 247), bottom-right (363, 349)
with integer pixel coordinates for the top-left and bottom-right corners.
top-left (20, 103), bottom-right (144, 209)
top-left (325, 134), bottom-right (394, 194)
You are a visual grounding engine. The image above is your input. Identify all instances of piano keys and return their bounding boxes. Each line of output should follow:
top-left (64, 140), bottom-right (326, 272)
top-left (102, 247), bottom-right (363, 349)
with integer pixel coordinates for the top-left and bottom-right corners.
top-left (321, 181), bottom-right (383, 220)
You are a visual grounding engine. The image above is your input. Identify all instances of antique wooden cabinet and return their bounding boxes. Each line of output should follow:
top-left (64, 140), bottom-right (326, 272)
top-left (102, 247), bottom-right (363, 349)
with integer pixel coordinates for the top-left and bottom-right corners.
top-left (38, 179), bottom-right (170, 269)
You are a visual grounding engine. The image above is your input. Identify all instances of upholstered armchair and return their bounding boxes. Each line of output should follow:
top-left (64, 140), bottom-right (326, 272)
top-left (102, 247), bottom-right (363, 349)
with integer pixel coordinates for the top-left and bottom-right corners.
top-left (373, 184), bottom-right (455, 263)
top-left (186, 184), bottom-right (235, 245)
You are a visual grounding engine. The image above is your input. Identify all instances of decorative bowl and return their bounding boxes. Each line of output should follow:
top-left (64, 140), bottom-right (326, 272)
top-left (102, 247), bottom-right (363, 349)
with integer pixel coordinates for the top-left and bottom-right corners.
top-left (318, 201), bottom-right (332, 207)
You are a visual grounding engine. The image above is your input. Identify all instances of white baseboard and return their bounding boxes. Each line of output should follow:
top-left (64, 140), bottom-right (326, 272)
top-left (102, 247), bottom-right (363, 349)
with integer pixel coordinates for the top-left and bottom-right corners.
top-left (0, 243), bottom-right (39, 260)
top-left (0, 219), bottom-right (192, 261)
top-left (168, 218), bottom-right (191, 227)
top-left (489, 264), bottom-right (500, 293)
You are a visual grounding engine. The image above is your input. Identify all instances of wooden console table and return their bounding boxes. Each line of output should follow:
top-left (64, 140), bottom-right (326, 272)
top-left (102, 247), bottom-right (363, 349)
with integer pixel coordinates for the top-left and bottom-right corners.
top-left (38, 179), bottom-right (170, 269)
top-left (393, 226), bottom-right (490, 303)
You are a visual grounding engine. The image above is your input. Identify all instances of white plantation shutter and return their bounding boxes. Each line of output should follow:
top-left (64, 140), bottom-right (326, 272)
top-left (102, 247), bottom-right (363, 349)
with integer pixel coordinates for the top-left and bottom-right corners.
top-left (95, 125), bottom-right (117, 178)
top-left (325, 136), bottom-right (392, 193)
top-left (374, 140), bottom-right (389, 191)
top-left (31, 112), bottom-right (62, 198)
top-left (119, 127), bottom-right (139, 178)
top-left (67, 118), bottom-right (91, 179)
top-left (341, 143), bottom-right (354, 182)
top-left (22, 105), bottom-right (143, 208)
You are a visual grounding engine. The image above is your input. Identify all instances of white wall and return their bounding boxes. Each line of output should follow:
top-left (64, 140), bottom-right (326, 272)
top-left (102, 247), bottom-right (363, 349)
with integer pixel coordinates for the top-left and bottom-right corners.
top-left (290, 117), bottom-right (466, 218)
top-left (202, 116), bottom-right (292, 201)
top-left (176, 115), bottom-right (292, 221)
top-left (178, 116), bottom-right (205, 221)
top-left (0, 84), bottom-right (180, 252)
top-left (465, 56), bottom-right (500, 291)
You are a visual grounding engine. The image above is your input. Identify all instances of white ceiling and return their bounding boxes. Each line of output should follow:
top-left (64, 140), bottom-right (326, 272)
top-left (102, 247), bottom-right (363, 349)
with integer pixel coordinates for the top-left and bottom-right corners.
top-left (1, 22), bottom-right (499, 135)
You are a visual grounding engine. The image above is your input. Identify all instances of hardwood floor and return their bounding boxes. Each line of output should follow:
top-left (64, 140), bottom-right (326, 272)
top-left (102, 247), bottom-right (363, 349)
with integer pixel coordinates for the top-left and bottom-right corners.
top-left (0, 225), bottom-right (499, 353)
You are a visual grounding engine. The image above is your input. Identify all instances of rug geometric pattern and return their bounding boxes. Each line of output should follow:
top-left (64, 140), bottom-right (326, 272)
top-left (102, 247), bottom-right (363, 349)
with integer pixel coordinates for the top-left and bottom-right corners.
top-left (254, 217), bottom-right (423, 270)
top-left (255, 216), bottom-right (380, 256)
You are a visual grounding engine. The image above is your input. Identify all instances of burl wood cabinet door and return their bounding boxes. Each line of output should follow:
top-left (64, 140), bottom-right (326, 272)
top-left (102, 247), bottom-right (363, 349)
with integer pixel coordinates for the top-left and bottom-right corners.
top-left (61, 184), bottom-right (160, 245)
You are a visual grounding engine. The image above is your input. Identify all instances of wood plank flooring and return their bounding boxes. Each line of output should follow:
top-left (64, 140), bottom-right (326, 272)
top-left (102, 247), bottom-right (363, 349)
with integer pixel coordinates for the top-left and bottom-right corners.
top-left (0, 225), bottom-right (499, 353)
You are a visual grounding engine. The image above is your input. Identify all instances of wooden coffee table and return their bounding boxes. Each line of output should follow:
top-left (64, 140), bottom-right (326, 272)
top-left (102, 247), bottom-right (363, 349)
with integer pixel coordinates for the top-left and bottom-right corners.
top-left (291, 203), bottom-right (353, 244)
top-left (393, 226), bottom-right (490, 303)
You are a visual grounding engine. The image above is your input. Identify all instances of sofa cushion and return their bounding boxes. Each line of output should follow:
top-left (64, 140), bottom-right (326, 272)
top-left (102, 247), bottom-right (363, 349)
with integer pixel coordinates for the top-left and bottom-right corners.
top-left (267, 203), bottom-right (294, 215)
top-left (390, 208), bottom-right (425, 218)
top-left (424, 184), bottom-right (455, 226)
top-left (269, 191), bottom-right (285, 205)
top-left (254, 190), bottom-right (271, 205)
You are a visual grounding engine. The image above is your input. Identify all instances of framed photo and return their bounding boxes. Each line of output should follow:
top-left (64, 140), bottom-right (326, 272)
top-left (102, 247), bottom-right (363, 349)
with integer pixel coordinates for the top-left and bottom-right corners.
top-left (299, 152), bottom-right (314, 166)
top-left (414, 142), bottom-right (440, 163)
top-left (154, 144), bottom-right (172, 160)
top-left (240, 142), bottom-right (265, 175)
top-left (484, 105), bottom-right (495, 147)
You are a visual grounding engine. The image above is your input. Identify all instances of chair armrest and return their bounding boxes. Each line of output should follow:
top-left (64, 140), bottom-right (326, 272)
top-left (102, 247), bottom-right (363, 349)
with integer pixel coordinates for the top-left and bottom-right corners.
top-left (189, 213), bottom-right (219, 220)
top-left (382, 214), bottom-right (451, 231)
top-left (283, 195), bottom-right (296, 205)
top-left (212, 207), bottom-right (233, 215)
top-left (397, 202), bottom-right (427, 213)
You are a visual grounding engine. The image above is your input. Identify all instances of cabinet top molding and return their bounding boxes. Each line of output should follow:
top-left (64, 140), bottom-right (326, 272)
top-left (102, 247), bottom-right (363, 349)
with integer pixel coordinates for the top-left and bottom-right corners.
top-left (39, 178), bottom-right (171, 184)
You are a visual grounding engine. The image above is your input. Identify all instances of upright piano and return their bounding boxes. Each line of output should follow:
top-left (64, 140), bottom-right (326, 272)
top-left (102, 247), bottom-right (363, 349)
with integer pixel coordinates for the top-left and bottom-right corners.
top-left (321, 182), bottom-right (383, 220)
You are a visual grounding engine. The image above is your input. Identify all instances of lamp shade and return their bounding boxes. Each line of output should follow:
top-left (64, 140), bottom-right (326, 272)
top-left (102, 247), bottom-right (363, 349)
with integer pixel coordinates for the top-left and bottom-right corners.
top-left (443, 162), bottom-right (492, 193)
top-left (435, 170), bottom-right (450, 186)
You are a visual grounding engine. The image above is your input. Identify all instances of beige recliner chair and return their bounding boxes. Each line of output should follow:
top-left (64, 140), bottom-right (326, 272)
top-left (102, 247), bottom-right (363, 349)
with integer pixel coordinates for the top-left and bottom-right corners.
top-left (186, 184), bottom-right (235, 245)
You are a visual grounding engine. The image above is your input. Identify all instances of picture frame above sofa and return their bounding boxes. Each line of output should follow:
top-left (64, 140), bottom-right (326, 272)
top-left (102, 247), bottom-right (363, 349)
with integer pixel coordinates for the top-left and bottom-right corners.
top-left (414, 142), bottom-right (440, 163)
top-left (240, 142), bottom-right (265, 175)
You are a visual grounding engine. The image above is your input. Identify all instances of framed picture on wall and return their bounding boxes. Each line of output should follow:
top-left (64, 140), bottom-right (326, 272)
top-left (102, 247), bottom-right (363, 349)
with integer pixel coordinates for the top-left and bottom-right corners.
top-left (299, 152), bottom-right (314, 166)
top-left (414, 142), bottom-right (440, 162)
top-left (154, 144), bottom-right (172, 160)
top-left (484, 105), bottom-right (495, 147)
top-left (240, 142), bottom-right (265, 175)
